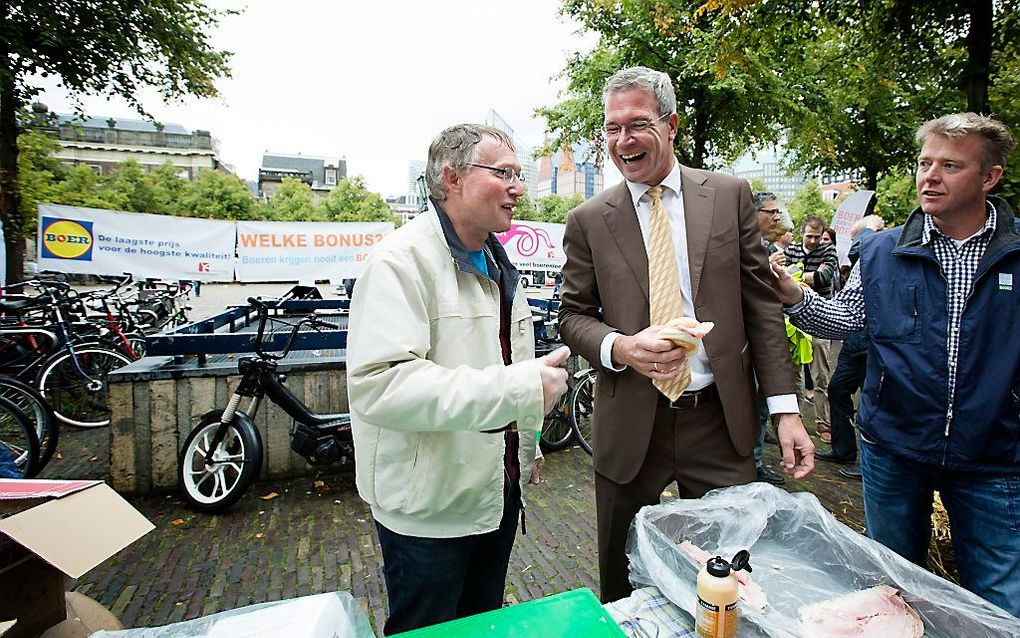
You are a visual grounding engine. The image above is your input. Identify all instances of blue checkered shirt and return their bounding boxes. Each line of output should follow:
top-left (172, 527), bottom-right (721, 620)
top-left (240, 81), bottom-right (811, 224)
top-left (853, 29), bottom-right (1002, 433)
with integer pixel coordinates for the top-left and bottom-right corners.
top-left (787, 202), bottom-right (998, 418)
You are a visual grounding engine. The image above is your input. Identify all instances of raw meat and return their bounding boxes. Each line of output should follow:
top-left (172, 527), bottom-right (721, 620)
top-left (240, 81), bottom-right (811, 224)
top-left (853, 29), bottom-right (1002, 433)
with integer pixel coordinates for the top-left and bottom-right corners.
top-left (799, 584), bottom-right (924, 637)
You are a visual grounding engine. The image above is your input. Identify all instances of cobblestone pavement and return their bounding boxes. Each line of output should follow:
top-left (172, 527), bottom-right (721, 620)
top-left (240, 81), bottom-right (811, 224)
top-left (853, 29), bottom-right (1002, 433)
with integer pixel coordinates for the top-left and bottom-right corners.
top-left (42, 428), bottom-right (600, 634)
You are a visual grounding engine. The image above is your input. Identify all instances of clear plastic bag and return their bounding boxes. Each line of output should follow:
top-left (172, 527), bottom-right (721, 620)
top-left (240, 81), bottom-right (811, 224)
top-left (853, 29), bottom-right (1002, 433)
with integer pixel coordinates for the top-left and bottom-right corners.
top-left (90, 591), bottom-right (373, 638)
top-left (627, 482), bottom-right (1020, 637)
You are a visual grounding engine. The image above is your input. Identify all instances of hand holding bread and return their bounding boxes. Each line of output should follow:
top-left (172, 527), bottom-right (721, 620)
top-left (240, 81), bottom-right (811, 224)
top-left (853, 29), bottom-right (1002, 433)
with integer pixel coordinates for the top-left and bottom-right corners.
top-left (657, 316), bottom-right (715, 354)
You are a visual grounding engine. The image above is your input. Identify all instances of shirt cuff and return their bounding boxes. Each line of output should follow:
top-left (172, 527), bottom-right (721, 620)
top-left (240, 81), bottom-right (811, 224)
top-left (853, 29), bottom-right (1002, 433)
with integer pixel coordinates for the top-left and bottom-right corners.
top-left (784, 288), bottom-right (815, 315)
top-left (766, 394), bottom-right (799, 415)
top-left (600, 332), bottom-right (627, 371)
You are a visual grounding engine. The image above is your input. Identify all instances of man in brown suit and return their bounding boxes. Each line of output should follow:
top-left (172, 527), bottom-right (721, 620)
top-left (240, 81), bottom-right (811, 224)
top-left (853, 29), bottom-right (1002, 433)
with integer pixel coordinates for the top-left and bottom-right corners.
top-left (558, 67), bottom-right (815, 602)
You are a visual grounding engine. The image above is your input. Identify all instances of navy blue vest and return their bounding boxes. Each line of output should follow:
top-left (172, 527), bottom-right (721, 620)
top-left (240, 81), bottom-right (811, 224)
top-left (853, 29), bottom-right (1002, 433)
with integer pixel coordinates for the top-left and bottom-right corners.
top-left (857, 196), bottom-right (1020, 472)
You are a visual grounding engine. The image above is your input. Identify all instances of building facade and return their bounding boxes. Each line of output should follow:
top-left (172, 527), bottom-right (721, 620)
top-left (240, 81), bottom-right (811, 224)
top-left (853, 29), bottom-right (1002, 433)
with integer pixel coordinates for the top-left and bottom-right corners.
top-left (28, 102), bottom-right (227, 179)
top-left (535, 140), bottom-right (603, 200)
top-left (257, 154), bottom-right (347, 202)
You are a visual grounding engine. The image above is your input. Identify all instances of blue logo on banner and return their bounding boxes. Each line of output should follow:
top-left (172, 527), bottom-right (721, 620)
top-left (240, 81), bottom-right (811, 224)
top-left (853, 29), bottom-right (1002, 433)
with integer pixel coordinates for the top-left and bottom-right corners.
top-left (41, 216), bottom-right (94, 261)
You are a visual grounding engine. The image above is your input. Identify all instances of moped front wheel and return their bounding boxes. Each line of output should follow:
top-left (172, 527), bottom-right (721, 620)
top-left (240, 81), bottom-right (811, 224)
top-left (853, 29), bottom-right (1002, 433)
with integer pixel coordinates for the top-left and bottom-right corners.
top-left (178, 412), bottom-right (262, 513)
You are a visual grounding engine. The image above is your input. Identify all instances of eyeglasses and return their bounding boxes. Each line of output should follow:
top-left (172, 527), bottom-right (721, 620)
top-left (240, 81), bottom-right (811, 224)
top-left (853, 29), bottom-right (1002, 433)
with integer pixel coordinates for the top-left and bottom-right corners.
top-left (469, 164), bottom-right (526, 183)
top-left (602, 113), bottom-right (670, 138)
top-left (758, 208), bottom-right (782, 216)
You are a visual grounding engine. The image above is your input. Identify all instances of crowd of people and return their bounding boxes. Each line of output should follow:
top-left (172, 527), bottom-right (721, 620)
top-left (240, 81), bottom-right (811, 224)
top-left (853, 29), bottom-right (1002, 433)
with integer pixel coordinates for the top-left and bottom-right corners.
top-left (344, 64), bottom-right (1018, 634)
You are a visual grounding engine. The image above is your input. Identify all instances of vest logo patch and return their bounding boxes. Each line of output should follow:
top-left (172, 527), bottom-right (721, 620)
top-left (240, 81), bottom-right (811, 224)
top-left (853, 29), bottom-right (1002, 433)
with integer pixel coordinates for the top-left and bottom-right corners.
top-left (999, 273), bottom-right (1013, 291)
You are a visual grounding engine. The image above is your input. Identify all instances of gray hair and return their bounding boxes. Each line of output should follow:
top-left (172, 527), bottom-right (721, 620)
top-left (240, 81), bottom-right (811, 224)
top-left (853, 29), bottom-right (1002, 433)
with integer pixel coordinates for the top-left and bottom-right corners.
top-left (425, 124), bottom-right (515, 201)
top-left (752, 191), bottom-right (778, 211)
top-left (603, 67), bottom-right (677, 118)
top-left (916, 112), bottom-right (1015, 170)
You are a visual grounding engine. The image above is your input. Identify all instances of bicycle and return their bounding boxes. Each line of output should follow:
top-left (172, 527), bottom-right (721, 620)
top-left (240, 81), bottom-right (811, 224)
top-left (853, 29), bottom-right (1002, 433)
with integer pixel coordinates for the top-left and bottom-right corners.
top-left (0, 279), bottom-right (132, 428)
top-left (0, 394), bottom-right (40, 478)
top-left (178, 297), bottom-right (353, 513)
top-left (569, 367), bottom-right (597, 456)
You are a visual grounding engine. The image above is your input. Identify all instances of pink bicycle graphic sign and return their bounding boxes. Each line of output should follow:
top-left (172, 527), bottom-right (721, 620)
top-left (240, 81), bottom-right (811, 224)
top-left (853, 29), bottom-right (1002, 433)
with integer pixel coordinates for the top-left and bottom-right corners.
top-left (497, 223), bottom-right (556, 257)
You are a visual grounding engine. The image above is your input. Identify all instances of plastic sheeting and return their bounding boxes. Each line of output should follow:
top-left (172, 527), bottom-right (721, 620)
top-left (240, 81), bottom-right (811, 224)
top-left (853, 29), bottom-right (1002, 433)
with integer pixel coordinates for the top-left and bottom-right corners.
top-left (90, 591), bottom-right (373, 638)
top-left (628, 483), bottom-right (1020, 638)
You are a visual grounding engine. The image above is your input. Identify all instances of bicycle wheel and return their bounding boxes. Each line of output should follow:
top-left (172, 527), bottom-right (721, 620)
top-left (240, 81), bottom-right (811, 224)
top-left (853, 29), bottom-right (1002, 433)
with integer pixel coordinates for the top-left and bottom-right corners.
top-left (569, 370), bottom-right (597, 456)
top-left (36, 346), bottom-right (132, 428)
top-left (539, 393), bottom-right (575, 453)
top-left (0, 376), bottom-right (58, 469)
top-left (178, 412), bottom-right (263, 513)
top-left (0, 395), bottom-right (40, 478)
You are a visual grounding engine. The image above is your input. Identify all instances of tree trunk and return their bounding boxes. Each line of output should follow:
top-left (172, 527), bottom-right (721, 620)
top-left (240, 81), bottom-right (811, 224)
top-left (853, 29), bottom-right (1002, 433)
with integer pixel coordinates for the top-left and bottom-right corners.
top-left (0, 71), bottom-right (25, 285)
top-left (964, 0), bottom-right (993, 113)
top-left (865, 166), bottom-right (878, 191)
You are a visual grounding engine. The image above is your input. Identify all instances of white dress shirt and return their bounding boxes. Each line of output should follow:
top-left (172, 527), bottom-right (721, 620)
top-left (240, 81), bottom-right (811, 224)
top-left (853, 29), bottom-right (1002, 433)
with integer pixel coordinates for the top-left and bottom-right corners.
top-left (600, 160), bottom-right (798, 414)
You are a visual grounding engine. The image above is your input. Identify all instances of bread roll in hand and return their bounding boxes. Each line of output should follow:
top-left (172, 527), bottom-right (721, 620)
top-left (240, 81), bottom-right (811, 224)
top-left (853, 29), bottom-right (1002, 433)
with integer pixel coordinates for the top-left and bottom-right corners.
top-left (657, 317), bottom-right (715, 354)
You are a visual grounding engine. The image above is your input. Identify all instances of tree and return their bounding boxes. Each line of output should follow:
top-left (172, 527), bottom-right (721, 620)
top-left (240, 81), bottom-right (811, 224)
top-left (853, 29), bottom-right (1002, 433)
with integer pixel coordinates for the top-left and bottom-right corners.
top-left (749, 178), bottom-right (767, 193)
top-left (15, 129), bottom-right (63, 234)
top-left (0, 0), bottom-right (232, 281)
top-left (511, 192), bottom-right (539, 221)
top-left (787, 180), bottom-right (834, 233)
top-left (536, 193), bottom-right (584, 224)
top-left (321, 176), bottom-right (395, 223)
top-left (105, 159), bottom-right (161, 215)
top-left (177, 169), bottom-right (256, 220)
top-left (875, 169), bottom-right (917, 227)
top-left (52, 165), bottom-right (128, 212)
top-left (264, 178), bottom-right (321, 221)
top-left (149, 161), bottom-right (189, 216)
top-left (538, 0), bottom-right (790, 170)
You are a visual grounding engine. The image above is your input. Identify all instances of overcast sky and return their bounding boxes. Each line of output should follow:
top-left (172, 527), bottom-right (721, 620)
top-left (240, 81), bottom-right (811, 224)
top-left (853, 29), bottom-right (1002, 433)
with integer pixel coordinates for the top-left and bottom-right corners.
top-left (31, 0), bottom-right (609, 197)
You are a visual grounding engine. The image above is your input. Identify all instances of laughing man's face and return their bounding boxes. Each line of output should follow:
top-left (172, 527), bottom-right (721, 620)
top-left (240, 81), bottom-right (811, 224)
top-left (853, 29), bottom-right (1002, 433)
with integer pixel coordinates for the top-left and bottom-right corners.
top-left (604, 88), bottom-right (677, 186)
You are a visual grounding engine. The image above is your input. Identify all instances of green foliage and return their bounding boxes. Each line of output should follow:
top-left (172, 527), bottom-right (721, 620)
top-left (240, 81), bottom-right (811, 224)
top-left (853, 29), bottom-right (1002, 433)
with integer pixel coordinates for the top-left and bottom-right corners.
top-left (749, 178), bottom-right (767, 193)
top-left (787, 180), bottom-right (833, 234)
top-left (52, 165), bottom-right (127, 211)
top-left (149, 161), bottom-right (188, 215)
top-left (105, 159), bottom-right (162, 215)
top-left (321, 176), bottom-right (395, 223)
top-left (16, 130), bottom-right (63, 233)
top-left (540, 0), bottom-right (789, 169)
top-left (1, 0), bottom-right (233, 280)
top-left (264, 178), bottom-right (321, 221)
top-left (511, 192), bottom-right (539, 221)
top-left (875, 169), bottom-right (918, 227)
top-left (176, 168), bottom-right (256, 220)
top-left (536, 193), bottom-right (584, 224)
top-left (990, 8), bottom-right (1020, 203)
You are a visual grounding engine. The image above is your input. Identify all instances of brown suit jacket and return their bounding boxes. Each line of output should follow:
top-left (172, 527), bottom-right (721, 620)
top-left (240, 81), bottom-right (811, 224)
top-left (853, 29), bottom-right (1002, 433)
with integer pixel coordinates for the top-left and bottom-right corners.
top-left (558, 166), bottom-right (797, 484)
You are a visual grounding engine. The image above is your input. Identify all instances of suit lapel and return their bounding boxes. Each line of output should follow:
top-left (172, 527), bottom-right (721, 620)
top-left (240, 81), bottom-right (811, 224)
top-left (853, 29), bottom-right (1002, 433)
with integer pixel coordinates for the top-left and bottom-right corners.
top-left (681, 166), bottom-right (715, 303)
top-left (601, 184), bottom-right (650, 301)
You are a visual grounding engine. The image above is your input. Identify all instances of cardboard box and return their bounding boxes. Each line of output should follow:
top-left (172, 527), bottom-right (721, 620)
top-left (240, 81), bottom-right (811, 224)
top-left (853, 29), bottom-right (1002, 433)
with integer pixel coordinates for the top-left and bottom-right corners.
top-left (0, 479), bottom-right (154, 638)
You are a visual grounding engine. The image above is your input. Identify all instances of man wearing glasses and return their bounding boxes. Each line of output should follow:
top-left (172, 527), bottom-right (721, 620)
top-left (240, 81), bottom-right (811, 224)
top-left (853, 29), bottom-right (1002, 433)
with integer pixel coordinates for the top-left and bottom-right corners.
top-left (558, 66), bottom-right (814, 602)
top-left (347, 123), bottom-right (569, 633)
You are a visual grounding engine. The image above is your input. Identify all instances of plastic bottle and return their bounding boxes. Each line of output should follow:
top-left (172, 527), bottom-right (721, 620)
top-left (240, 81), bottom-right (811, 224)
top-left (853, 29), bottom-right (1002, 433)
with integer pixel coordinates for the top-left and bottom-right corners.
top-left (695, 550), bottom-right (752, 638)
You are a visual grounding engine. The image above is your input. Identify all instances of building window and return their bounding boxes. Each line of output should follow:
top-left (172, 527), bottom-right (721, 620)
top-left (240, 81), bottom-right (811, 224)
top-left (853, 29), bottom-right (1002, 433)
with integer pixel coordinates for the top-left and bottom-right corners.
top-left (89, 165), bottom-right (103, 175)
top-left (325, 168), bottom-right (337, 186)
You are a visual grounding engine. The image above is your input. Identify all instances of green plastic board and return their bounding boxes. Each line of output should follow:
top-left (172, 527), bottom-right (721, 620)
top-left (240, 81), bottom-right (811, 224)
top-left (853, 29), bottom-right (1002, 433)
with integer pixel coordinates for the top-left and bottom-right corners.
top-left (391, 588), bottom-right (627, 637)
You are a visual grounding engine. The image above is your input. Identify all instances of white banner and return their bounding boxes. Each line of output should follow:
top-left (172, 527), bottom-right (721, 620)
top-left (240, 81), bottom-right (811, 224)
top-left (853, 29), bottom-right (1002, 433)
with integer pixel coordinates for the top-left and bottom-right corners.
top-left (38, 204), bottom-right (235, 281)
top-left (830, 191), bottom-right (877, 266)
top-left (495, 221), bottom-right (565, 271)
top-left (235, 221), bottom-right (393, 282)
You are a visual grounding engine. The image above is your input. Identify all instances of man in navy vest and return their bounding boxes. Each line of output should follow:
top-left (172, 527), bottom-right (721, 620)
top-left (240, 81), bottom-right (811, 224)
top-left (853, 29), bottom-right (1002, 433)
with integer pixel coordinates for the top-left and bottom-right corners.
top-left (771, 113), bottom-right (1019, 617)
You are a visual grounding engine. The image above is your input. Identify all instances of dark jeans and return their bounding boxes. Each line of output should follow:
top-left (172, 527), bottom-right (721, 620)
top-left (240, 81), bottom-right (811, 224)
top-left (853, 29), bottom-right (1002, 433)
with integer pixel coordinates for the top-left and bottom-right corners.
top-left (375, 500), bottom-right (520, 635)
top-left (860, 439), bottom-right (1020, 616)
top-left (828, 330), bottom-right (869, 460)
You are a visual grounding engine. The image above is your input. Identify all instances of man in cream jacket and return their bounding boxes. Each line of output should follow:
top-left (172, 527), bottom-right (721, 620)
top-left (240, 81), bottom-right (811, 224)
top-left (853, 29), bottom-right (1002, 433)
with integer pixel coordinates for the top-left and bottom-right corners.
top-left (347, 123), bottom-right (569, 635)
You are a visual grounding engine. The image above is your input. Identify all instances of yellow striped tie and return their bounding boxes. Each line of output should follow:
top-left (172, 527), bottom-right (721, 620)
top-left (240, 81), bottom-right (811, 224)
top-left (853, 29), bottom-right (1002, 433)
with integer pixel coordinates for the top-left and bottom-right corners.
top-left (646, 185), bottom-right (689, 400)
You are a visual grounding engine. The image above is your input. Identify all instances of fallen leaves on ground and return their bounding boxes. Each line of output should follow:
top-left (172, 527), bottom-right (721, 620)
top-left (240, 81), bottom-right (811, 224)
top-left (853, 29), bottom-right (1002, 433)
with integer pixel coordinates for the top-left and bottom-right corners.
top-left (260, 492), bottom-right (279, 500)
